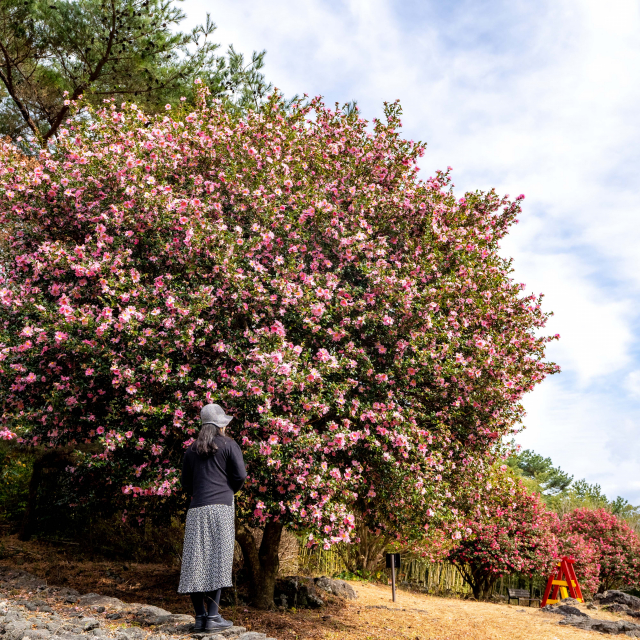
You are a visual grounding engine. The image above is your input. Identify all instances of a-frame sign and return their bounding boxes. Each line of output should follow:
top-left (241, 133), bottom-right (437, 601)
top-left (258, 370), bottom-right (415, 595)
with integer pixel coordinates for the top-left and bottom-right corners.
top-left (540, 556), bottom-right (584, 607)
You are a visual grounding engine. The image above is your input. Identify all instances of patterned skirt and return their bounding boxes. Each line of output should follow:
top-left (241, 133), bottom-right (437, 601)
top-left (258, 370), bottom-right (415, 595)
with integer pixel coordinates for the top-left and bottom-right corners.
top-left (178, 503), bottom-right (235, 593)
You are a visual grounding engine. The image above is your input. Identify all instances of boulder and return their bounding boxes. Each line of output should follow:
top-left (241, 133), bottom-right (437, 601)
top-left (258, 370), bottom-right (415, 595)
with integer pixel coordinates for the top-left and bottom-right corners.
top-left (544, 605), bottom-right (588, 617)
top-left (595, 591), bottom-right (640, 611)
top-left (133, 604), bottom-right (173, 625)
top-left (78, 593), bottom-right (125, 609)
top-left (22, 630), bottom-right (51, 639)
top-left (314, 577), bottom-right (357, 600)
top-left (559, 613), bottom-right (640, 635)
top-left (115, 627), bottom-right (146, 640)
top-left (80, 617), bottom-right (100, 631)
top-left (3, 620), bottom-right (29, 640)
top-left (605, 603), bottom-right (631, 613)
top-left (275, 577), bottom-right (324, 609)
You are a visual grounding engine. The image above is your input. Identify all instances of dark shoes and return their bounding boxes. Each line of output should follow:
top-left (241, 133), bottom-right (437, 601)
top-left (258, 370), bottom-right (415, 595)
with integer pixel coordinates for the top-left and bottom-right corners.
top-left (205, 614), bottom-right (233, 631)
top-left (193, 615), bottom-right (206, 632)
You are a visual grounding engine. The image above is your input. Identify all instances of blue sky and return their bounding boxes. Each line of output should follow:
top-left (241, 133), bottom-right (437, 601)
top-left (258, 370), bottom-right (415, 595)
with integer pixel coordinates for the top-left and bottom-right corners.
top-left (180, 0), bottom-right (640, 502)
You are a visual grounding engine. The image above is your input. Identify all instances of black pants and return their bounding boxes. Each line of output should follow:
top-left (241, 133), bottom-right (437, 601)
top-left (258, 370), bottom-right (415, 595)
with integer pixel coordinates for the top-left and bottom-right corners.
top-left (190, 589), bottom-right (221, 616)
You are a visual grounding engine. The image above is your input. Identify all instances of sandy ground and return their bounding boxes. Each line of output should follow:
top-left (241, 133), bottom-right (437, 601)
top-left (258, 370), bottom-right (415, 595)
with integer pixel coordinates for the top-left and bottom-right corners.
top-left (0, 535), bottom-right (634, 639)
top-left (316, 581), bottom-right (627, 640)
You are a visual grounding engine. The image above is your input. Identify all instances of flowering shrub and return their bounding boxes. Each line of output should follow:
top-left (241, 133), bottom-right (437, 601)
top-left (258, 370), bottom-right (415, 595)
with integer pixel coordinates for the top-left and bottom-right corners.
top-left (558, 508), bottom-right (640, 592)
top-left (447, 470), bottom-right (558, 599)
top-left (555, 531), bottom-right (600, 595)
top-left (0, 84), bottom-right (557, 603)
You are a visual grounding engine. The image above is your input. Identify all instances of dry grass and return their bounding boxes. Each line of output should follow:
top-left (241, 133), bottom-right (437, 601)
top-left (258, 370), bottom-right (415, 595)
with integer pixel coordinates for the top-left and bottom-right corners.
top-left (0, 534), bottom-right (634, 639)
top-left (308, 581), bottom-right (626, 640)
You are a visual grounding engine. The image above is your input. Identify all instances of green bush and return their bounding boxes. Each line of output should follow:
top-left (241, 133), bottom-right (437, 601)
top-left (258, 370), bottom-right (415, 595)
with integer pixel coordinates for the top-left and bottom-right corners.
top-left (0, 443), bottom-right (32, 523)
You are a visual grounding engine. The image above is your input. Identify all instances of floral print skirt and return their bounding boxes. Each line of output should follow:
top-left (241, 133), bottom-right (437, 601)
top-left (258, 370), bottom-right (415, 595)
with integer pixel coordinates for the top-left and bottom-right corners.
top-left (178, 503), bottom-right (235, 593)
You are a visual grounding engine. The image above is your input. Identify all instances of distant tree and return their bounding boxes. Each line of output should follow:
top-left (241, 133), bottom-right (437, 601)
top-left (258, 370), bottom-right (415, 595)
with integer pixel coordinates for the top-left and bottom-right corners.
top-left (508, 449), bottom-right (640, 532)
top-left (559, 508), bottom-right (640, 592)
top-left (447, 471), bottom-right (558, 600)
top-left (507, 448), bottom-right (572, 496)
top-left (0, 0), bottom-right (271, 144)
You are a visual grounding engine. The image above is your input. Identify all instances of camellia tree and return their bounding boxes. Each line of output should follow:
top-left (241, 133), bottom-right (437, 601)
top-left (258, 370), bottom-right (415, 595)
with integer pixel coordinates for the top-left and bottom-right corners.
top-left (446, 469), bottom-right (558, 600)
top-left (559, 508), bottom-right (640, 593)
top-left (0, 84), bottom-right (558, 606)
top-left (555, 531), bottom-right (600, 595)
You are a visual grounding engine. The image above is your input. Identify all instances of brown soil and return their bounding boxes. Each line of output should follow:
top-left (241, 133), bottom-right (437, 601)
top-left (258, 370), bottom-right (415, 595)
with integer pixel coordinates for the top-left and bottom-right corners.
top-left (0, 534), bottom-right (632, 639)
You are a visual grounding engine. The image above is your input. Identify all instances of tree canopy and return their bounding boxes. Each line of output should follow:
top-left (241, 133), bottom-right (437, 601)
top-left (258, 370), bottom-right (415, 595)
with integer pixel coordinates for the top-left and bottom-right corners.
top-left (0, 0), bottom-right (271, 143)
top-left (508, 448), bottom-right (640, 530)
top-left (0, 84), bottom-right (559, 604)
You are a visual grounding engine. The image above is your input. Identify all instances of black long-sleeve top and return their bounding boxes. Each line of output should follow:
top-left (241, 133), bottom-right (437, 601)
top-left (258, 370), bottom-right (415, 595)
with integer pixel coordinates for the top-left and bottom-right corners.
top-left (181, 436), bottom-right (247, 508)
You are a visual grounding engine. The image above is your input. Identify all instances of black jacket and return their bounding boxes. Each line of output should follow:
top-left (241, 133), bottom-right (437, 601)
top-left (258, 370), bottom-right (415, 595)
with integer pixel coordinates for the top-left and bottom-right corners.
top-left (181, 436), bottom-right (247, 508)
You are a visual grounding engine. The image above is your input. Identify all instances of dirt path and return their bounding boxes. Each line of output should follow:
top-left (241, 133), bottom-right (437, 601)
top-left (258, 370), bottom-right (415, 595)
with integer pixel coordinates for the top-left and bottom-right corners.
top-left (0, 535), bottom-right (632, 639)
top-left (319, 581), bottom-right (626, 640)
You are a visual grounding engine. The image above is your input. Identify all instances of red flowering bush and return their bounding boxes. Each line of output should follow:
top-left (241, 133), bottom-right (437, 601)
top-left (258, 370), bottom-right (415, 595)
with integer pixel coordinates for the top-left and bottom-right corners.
top-left (555, 531), bottom-right (600, 595)
top-left (447, 470), bottom-right (558, 599)
top-left (559, 508), bottom-right (640, 592)
top-left (0, 84), bottom-right (557, 604)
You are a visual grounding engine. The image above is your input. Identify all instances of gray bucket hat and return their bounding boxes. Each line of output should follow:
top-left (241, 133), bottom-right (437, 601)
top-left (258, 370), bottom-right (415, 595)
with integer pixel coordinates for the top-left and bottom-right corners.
top-left (200, 403), bottom-right (234, 428)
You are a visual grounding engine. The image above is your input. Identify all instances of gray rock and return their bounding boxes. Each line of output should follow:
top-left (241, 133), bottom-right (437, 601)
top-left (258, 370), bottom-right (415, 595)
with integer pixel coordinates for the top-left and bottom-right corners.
top-left (116, 627), bottom-right (146, 640)
top-left (558, 597), bottom-right (581, 606)
top-left (90, 606), bottom-right (106, 614)
top-left (314, 576), bottom-right (357, 600)
top-left (592, 620), bottom-right (640, 634)
top-left (606, 604), bottom-right (632, 613)
top-left (156, 622), bottom-right (192, 635)
top-left (191, 627), bottom-right (247, 639)
top-left (596, 591), bottom-right (640, 611)
top-left (164, 614), bottom-right (193, 624)
top-left (22, 630), bottom-right (51, 639)
top-left (558, 615), bottom-right (595, 630)
top-left (275, 576), bottom-right (324, 609)
top-left (133, 605), bottom-right (172, 626)
top-left (545, 605), bottom-right (589, 617)
top-left (92, 629), bottom-right (107, 637)
top-left (61, 624), bottom-right (85, 634)
top-left (4, 620), bottom-right (29, 640)
top-left (0, 569), bottom-right (47, 591)
top-left (31, 618), bottom-right (49, 628)
top-left (80, 617), bottom-right (100, 631)
top-left (560, 614), bottom-right (640, 635)
top-left (78, 594), bottom-right (125, 609)
top-left (237, 633), bottom-right (268, 640)
top-left (5, 611), bottom-right (24, 622)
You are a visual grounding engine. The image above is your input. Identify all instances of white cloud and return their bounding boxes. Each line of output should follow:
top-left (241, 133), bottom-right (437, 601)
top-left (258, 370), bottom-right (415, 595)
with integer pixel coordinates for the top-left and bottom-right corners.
top-left (180, 0), bottom-right (640, 500)
top-left (625, 371), bottom-right (640, 398)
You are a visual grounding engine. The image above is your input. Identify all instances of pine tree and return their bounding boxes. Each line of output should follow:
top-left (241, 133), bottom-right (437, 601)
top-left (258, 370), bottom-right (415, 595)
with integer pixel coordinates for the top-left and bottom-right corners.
top-left (0, 0), bottom-right (271, 144)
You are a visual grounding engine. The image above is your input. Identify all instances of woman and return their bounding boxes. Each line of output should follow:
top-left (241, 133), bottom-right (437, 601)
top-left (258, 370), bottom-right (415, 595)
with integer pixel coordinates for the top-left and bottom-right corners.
top-left (178, 403), bottom-right (247, 632)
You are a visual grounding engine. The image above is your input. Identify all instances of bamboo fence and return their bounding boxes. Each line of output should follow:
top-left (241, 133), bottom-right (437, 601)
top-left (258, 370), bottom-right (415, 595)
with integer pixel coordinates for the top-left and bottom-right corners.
top-left (295, 543), bottom-right (550, 599)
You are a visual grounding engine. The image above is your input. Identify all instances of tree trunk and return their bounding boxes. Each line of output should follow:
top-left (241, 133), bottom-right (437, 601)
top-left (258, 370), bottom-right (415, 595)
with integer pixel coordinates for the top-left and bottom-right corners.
top-left (19, 448), bottom-right (73, 541)
top-left (235, 520), bottom-right (284, 609)
top-left (18, 456), bottom-right (44, 541)
top-left (337, 517), bottom-right (388, 574)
